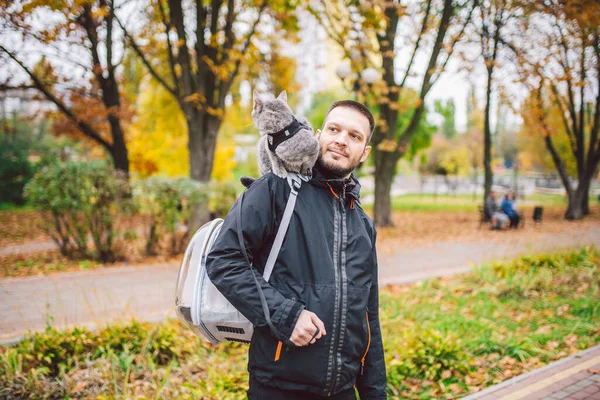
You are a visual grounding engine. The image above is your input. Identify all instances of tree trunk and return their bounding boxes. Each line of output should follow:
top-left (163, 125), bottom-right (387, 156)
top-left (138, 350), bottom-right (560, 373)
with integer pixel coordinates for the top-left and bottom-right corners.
top-left (107, 116), bottom-right (130, 176)
top-left (565, 187), bottom-right (587, 220)
top-left (374, 149), bottom-right (399, 227)
top-left (483, 65), bottom-right (494, 205)
top-left (187, 110), bottom-right (221, 182)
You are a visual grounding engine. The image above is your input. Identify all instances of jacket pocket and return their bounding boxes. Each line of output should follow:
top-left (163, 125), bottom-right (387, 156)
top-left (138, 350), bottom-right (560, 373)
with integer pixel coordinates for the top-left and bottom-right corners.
top-left (360, 311), bottom-right (371, 375)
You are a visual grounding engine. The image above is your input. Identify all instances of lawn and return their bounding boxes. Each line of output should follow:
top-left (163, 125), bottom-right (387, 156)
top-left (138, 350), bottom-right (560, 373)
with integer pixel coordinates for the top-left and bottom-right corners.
top-left (360, 193), bottom-right (568, 213)
top-left (1, 247), bottom-right (598, 399)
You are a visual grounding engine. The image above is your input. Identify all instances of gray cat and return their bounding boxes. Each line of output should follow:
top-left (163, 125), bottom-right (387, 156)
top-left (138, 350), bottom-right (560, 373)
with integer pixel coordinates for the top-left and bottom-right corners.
top-left (240, 90), bottom-right (319, 187)
top-left (245, 90), bottom-right (319, 185)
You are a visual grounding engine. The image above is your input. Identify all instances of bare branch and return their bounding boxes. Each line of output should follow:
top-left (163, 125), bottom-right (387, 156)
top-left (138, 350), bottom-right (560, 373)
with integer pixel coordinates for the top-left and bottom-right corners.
top-left (168, 0), bottom-right (195, 96)
top-left (555, 19), bottom-right (580, 137)
top-left (115, 14), bottom-right (178, 98)
top-left (548, 82), bottom-right (578, 154)
top-left (398, 0), bottom-right (455, 149)
top-left (0, 45), bottom-right (112, 151)
top-left (195, 3), bottom-right (208, 94)
top-left (157, 0), bottom-right (181, 97)
top-left (431, 0), bottom-right (478, 88)
top-left (535, 80), bottom-right (574, 196)
top-left (399, 0), bottom-right (433, 89)
top-left (221, 0), bottom-right (236, 54)
top-left (209, 0), bottom-right (223, 37)
top-left (221, 0), bottom-right (268, 108)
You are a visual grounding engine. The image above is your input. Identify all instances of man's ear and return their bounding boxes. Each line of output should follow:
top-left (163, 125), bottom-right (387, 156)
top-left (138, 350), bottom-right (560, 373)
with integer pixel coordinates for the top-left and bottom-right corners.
top-left (360, 145), bottom-right (372, 163)
top-left (315, 129), bottom-right (321, 138)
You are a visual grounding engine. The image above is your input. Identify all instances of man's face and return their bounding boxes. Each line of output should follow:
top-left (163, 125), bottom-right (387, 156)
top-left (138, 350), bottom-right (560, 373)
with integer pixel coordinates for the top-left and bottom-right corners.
top-left (315, 106), bottom-right (372, 178)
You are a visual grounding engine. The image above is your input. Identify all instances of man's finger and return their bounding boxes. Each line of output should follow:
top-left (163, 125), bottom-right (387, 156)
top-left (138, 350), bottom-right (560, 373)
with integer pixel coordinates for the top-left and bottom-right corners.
top-left (304, 327), bottom-right (320, 346)
top-left (305, 324), bottom-right (317, 337)
top-left (311, 314), bottom-right (327, 337)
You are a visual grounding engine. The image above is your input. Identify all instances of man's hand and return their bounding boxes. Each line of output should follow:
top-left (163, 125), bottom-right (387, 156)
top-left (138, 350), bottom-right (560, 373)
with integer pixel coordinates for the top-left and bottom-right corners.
top-left (290, 310), bottom-right (327, 346)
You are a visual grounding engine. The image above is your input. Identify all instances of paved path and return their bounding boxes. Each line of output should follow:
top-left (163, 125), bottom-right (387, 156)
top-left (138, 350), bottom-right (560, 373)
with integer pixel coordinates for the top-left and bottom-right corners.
top-left (463, 344), bottom-right (600, 400)
top-left (1, 226), bottom-right (599, 343)
top-left (0, 240), bottom-right (56, 256)
top-left (377, 226), bottom-right (600, 285)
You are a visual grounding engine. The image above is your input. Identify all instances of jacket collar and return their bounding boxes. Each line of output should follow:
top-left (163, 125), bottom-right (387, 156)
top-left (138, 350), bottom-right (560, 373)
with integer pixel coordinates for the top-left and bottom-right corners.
top-left (310, 161), bottom-right (361, 202)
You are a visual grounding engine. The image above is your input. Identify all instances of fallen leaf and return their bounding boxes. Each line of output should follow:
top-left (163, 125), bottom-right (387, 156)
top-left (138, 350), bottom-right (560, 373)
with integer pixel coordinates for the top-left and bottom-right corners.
top-left (589, 369), bottom-right (600, 375)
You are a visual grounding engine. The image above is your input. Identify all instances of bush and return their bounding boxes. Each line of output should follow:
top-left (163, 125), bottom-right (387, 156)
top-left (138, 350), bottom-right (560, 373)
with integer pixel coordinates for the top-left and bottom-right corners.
top-left (133, 177), bottom-right (207, 255)
top-left (24, 159), bottom-right (129, 262)
top-left (0, 134), bottom-right (35, 205)
top-left (4, 321), bottom-right (192, 379)
top-left (206, 180), bottom-right (239, 219)
top-left (388, 329), bottom-right (470, 383)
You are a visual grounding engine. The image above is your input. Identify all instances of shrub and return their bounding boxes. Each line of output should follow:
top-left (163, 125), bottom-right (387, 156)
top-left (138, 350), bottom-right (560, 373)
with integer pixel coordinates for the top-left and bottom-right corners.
top-left (0, 134), bottom-right (35, 205)
top-left (206, 180), bottom-right (239, 219)
top-left (133, 177), bottom-right (207, 255)
top-left (388, 329), bottom-right (470, 382)
top-left (24, 159), bottom-right (128, 262)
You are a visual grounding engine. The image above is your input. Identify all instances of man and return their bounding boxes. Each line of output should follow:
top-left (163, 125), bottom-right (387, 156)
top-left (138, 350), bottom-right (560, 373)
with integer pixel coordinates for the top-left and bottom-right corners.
top-left (206, 100), bottom-right (387, 399)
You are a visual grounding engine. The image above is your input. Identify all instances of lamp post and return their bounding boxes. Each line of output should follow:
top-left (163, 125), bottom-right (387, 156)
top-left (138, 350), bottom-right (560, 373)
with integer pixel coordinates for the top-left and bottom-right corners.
top-left (335, 61), bottom-right (378, 102)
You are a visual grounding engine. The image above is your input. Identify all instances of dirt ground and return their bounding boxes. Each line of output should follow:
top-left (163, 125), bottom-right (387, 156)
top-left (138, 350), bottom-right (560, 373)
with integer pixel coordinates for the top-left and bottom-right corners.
top-left (371, 204), bottom-right (600, 256)
top-left (1, 204), bottom-right (598, 277)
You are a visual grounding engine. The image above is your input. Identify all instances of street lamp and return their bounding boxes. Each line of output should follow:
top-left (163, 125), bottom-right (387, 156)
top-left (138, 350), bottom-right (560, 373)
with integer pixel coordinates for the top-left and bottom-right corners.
top-left (335, 61), bottom-right (378, 101)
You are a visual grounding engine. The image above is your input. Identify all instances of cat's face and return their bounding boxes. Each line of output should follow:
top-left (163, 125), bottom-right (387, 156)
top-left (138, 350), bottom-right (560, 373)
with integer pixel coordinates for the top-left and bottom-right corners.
top-left (252, 90), bottom-right (294, 134)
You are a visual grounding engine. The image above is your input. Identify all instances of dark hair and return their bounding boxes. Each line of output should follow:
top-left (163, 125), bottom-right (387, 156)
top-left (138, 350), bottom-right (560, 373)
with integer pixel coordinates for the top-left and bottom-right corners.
top-left (323, 100), bottom-right (375, 143)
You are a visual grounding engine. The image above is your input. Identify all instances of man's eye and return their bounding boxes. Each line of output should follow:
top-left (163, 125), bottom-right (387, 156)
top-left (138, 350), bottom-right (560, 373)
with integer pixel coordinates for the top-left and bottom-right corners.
top-left (329, 127), bottom-right (336, 132)
top-left (351, 134), bottom-right (360, 140)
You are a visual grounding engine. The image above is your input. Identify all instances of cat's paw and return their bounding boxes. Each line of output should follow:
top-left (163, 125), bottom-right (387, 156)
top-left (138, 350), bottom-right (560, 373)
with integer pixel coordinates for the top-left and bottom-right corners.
top-left (273, 169), bottom-right (288, 179)
top-left (301, 167), bottom-right (313, 177)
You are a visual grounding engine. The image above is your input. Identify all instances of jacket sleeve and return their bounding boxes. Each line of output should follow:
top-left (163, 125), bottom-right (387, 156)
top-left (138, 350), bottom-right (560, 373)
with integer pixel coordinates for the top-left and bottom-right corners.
top-left (356, 230), bottom-right (388, 399)
top-left (205, 176), bottom-right (305, 342)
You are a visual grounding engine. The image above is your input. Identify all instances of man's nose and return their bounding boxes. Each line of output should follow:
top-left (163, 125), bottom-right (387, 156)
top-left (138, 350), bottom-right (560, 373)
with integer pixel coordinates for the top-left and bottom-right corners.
top-left (334, 131), bottom-right (349, 147)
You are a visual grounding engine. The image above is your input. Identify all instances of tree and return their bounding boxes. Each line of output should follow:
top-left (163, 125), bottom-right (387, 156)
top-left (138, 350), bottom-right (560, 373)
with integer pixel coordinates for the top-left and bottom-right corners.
top-left (513, 0), bottom-right (600, 219)
top-left (477, 0), bottom-right (512, 207)
top-left (128, 75), bottom-right (237, 181)
top-left (311, 0), bottom-right (477, 226)
top-left (120, 0), bottom-right (298, 182)
top-left (0, 1), bottom-right (132, 176)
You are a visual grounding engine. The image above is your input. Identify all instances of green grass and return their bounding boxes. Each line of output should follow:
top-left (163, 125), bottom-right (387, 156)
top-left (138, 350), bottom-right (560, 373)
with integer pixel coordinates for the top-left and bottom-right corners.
top-left (525, 193), bottom-right (567, 204)
top-left (0, 202), bottom-right (37, 212)
top-left (361, 193), bottom-right (568, 213)
top-left (1, 247), bottom-right (598, 399)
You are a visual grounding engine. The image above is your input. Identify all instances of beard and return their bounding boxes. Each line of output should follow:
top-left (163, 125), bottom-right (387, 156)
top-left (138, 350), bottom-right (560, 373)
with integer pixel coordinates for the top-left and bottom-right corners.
top-left (316, 149), bottom-right (358, 178)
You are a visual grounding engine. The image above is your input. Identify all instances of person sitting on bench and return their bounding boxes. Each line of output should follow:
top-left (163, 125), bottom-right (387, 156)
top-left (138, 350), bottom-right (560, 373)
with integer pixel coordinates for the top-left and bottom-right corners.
top-left (501, 190), bottom-right (520, 229)
top-left (485, 190), bottom-right (508, 230)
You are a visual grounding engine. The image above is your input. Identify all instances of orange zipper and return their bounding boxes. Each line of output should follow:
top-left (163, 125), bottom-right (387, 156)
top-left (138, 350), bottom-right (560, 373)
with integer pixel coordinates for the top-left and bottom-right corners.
top-left (360, 311), bottom-right (371, 375)
top-left (274, 340), bottom-right (283, 361)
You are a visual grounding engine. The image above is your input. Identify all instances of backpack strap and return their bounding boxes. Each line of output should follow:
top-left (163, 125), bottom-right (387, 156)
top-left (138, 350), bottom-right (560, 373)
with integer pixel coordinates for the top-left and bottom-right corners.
top-left (236, 173), bottom-right (306, 347)
top-left (262, 173), bottom-right (305, 281)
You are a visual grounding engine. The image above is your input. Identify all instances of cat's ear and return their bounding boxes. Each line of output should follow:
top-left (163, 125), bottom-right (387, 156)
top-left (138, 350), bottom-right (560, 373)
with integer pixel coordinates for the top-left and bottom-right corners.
top-left (253, 90), bottom-right (262, 110)
top-left (277, 90), bottom-right (288, 103)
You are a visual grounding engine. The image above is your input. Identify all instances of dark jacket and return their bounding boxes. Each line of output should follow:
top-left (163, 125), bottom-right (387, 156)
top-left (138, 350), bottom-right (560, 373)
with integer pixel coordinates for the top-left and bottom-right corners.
top-left (206, 165), bottom-right (387, 399)
top-left (501, 198), bottom-right (517, 217)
